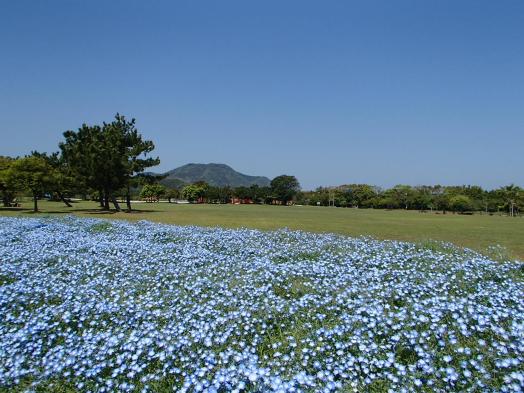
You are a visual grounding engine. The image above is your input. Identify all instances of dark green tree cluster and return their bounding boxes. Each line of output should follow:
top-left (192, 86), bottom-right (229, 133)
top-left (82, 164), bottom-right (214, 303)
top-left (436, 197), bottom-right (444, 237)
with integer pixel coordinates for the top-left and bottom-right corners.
top-left (296, 184), bottom-right (523, 215)
top-left (176, 175), bottom-right (301, 205)
top-left (270, 175), bottom-right (301, 205)
top-left (0, 114), bottom-right (159, 212)
top-left (0, 156), bottom-right (16, 207)
top-left (58, 114), bottom-right (159, 211)
top-left (0, 153), bottom-right (76, 212)
top-left (1, 155), bottom-right (53, 211)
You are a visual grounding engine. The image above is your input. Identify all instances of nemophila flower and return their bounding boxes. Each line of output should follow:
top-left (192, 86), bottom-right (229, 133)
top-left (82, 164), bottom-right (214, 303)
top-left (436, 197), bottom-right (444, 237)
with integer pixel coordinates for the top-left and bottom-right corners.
top-left (0, 216), bottom-right (523, 392)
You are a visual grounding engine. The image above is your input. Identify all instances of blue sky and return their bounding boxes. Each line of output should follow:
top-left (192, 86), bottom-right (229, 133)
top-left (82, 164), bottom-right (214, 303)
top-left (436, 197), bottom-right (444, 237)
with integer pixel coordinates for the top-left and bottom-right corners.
top-left (1, 1), bottom-right (523, 190)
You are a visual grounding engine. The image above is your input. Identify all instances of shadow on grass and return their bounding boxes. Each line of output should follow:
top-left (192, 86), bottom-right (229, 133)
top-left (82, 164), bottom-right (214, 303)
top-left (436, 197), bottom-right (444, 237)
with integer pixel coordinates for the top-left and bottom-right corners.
top-left (123, 209), bottom-right (159, 214)
top-left (0, 207), bottom-right (32, 212)
top-left (77, 208), bottom-right (159, 214)
top-left (1, 207), bottom-right (160, 215)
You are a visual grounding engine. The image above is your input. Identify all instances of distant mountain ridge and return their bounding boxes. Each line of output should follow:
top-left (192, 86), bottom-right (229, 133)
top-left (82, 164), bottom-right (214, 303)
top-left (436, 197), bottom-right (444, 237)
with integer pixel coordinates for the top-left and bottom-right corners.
top-left (160, 163), bottom-right (271, 188)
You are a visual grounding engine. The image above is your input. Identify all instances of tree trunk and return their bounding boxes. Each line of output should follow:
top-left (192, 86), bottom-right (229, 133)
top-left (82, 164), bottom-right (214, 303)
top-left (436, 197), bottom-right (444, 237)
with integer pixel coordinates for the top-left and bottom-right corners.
top-left (126, 190), bottom-right (132, 212)
top-left (103, 189), bottom-right (110, 210)
top-left (57, 191), bottom-right (72, 207)
top-left (99, 189), bottom-right (105, 208)
top-left (33, 193), bottom-right (38, 212)
top-left (111, 194), bottom-right (121, 211)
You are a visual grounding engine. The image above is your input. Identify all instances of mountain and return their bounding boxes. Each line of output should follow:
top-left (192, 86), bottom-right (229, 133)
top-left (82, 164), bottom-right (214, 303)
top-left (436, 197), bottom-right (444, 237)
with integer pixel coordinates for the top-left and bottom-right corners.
top-left (161, 163), bottom-right (271, 188)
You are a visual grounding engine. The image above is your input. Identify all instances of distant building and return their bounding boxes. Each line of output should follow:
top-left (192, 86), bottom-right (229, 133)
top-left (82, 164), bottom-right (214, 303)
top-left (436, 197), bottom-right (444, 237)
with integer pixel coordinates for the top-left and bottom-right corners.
top-left (230, 197), bottom-right (253, 204)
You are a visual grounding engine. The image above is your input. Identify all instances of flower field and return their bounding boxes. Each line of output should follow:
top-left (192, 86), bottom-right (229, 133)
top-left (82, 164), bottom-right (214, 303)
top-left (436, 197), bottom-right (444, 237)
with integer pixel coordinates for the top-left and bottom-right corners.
top-left (0, 217), bottom-right (523, 392)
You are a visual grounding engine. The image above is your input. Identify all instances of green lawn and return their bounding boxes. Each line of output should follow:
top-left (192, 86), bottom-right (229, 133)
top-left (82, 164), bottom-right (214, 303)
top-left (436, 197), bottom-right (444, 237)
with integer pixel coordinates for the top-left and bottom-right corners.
top-left (1, 199), bottom-right (523, 259)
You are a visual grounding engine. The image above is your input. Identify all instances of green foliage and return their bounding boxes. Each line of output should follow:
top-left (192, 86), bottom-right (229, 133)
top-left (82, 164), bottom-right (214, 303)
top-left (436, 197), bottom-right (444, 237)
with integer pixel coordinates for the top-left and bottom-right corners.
top-left (396, 345), bottom-right (419, 365)
top-left (59, 114), bottom-right (159, 210)
top-left (272, 276), bottom-right (315, 299)
top-left (88, 221), bottom-right (113, 233)
top-left (181, 183), bottom-right (209, 202)
top-left (0, 156), bottom-right (17, 207)
top-left (165, 188), bottom-right (180, 202)
top-left (0, 274), bottom-right (17, 286)
top-left (29, 151), bottom-right (78, 206)
top-left (449, 195), bottom-right (473, 212)
top-left (206, 185), bottom-right (233, 203)
top-left (270, 175), bottom-right (300, 205)
top-left (140, 184), bottom-right (166, 202)
top-left (497, 184), bottom-right (522, 216)
top-left (8, 156), bottom-right (54, 211)
top-left (296, 184), bottom-right (523, 216)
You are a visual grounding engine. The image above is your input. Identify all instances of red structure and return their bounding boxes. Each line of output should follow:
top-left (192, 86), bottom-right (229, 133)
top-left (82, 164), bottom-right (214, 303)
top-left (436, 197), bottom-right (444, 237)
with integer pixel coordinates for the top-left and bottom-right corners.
top-left (230, 197), bottom-right (253, 204)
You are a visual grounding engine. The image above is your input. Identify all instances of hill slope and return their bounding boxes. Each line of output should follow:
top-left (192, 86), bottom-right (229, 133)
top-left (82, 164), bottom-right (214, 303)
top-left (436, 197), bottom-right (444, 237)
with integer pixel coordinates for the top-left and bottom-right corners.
top-left (162, 163), bottom-right (271, 188)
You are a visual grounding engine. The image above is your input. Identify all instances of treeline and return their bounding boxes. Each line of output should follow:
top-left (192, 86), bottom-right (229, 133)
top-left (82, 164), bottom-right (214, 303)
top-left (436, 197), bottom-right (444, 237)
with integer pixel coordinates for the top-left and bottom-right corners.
top-left (296, 184), bottom-right (523, 215)
top-left (0, 114), bottom-right (159, 212)
top-left (139, 175), bottom-right (301, 206)
top-left (0, 114), bottom-right (522, 216)
top-left (141, 179), bottom-right (522, 216)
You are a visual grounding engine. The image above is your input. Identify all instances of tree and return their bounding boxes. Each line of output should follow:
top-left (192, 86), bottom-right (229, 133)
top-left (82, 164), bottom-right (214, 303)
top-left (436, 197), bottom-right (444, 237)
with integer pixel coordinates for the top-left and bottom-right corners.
top-left (30, 151), bottom-right (76, 207)
top-left (390, 185), bottom-right (414, 210)
top-left (411, 186), bottom-right (433, 211)
top-left (498, 184), bottom-right (522, 217)
top-left (59, 114), bottom-right (159, 212)
top-left (343, 184), bottom-right (377, 208)
top-left (270, 175), bottom-right (300, 205)
top-left (116, 115), bottom-right (160, 211)
top-left (432, 186), bottom-right (450, 213)
top-left (181, 183), bottom-right (209, 203)
top-left (449, 195), bottom-right (473, 213)
top-left (0, 156), bottom-right (17, 207)
top-left (165, 188), bottom-right (179, 203)
top-left (207, 186), bottom-right (232, 204)
top-left (377, 194), bottom-right (400, 209)
top-left (233, 186), bottom-right (251, 200)
top-left (9, 156), bottom-right (53, 212)
top-left (60, 123), bottom-right (107, 207)
top-left (140, 184), bottom-right (166, 202)
top-left (254, 186), bottom-right (272, 204)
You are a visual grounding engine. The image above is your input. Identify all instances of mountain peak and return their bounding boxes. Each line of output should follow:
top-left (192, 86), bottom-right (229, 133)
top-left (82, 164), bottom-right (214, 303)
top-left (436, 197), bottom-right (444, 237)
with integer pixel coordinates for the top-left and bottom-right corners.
top-left (163, 163), bottom-right (270, 188)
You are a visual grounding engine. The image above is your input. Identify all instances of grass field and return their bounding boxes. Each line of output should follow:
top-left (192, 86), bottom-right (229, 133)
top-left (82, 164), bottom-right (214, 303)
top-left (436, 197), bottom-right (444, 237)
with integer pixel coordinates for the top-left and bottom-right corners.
top-left (1, 199), bottom-right (523, 259)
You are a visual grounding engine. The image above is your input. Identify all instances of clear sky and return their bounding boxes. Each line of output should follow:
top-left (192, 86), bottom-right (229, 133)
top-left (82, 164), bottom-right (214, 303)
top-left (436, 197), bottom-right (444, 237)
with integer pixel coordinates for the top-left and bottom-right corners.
top-left (1, 1), bottom-right (523, 190)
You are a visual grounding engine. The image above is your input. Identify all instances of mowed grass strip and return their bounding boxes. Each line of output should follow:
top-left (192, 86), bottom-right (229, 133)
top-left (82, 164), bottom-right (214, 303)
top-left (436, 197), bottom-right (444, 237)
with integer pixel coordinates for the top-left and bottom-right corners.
top-left (1, 200), bottom-right (523, 259)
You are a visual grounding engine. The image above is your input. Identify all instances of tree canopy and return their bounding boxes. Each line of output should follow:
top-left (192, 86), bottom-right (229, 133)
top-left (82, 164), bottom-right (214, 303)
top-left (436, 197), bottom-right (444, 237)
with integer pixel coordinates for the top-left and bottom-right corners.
top-left (59, 114), bottom-right (159, 211)
top-left (0, 156), bottom-right (16, 207)
top-left (8, 155), bottom-right (53, 212)
top-left (140, 184), bottom-right (166, 202)
top-left (270, 175), bottom-right (301, 205)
